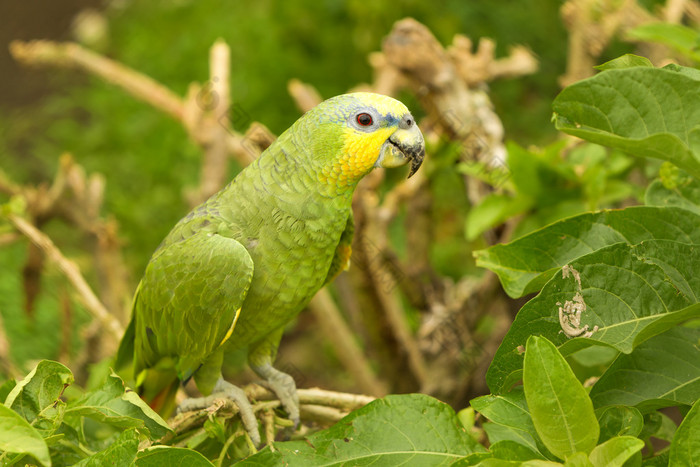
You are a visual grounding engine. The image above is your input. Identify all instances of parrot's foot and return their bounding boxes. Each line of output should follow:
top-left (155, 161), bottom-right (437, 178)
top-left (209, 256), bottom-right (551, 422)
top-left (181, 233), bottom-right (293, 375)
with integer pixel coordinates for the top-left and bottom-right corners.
top-left (177, 379), bottom-right (261, 446)
top-left (252, 363), bottom-right (300, 429)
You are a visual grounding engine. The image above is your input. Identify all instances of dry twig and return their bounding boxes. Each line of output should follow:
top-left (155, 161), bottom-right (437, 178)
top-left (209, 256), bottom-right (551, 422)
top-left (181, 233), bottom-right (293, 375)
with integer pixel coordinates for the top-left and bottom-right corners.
top-left (6, 214), bottom-right (124, 341)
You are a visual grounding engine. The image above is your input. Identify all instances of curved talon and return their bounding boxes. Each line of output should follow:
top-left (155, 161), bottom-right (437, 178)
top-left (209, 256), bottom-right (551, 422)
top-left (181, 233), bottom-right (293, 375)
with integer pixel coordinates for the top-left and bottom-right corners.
top-left (177, 378), bottom-right (261, 446)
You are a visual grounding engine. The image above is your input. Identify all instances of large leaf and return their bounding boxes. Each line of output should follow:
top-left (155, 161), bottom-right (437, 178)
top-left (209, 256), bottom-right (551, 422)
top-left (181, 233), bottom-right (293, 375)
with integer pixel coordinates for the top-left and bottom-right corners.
top-left (65, 371), bottom-right (170, 439)
top-left (590, 327), bottom-right (700, 411)
top-left (4, 360), bottom-right (73, 438)
top-left (523, 336), bottom-right (599, 459)
top-left (487, 240), bottom-right (700, 394)
top-left (553, 65), bottom-right (700, 178)
top-left (0, 403), bottom-right (51, 467)
top-left (73, 428), bottom-right (139, 467)
top-left (5, 360), bottom-right (73, 422)
top-left (474, 206), bottom-right (700, 298)
top-left (239, 394), bottom-right (486, 466)
top-left (669, 398), bottom-right (700, 466)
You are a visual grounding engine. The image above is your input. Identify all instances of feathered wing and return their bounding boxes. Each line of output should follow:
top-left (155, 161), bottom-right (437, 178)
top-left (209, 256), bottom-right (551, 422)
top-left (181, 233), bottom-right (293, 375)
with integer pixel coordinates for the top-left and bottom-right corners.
top-left (118, 230), bottom-right (254, 416)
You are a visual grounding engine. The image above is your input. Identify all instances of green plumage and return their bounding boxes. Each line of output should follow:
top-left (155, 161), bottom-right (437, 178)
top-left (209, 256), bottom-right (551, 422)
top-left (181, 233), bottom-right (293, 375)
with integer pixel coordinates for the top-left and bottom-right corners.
top-left (116, 93), bottom-right (423, 420)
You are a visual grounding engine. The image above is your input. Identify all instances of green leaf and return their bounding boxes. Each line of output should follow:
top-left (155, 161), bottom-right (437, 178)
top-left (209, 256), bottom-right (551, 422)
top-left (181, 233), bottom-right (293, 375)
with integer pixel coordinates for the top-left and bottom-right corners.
top-left (73, 428), bottom-right (139, 467)
top-left (588, 436), bottom-right (644, 467)
top-left (645, 177), bottom-right (700, 215)
top-left (523, 336), bottom-right (599, 459)
top-left (135, 446), bottom-right (214, 466)
top-left (590, 327), bottom-right (700, 410)
top-left (65, 371), bottom-right (170, 439)
top-left (553, 66), bottom-right (700, 178)
top-left (474, 206), bottom-right (700, 298)
top-left (5, 360), bottom-right (73, 422)
top-left (472, 388), bottom-right (553, 458)
top-left (486, 240), bottom-right (700, 394)
top-left (595, 406), bottom-right (643, 443)
top-left (627, 23), bottom-right (700, 63)
top-left (669, 398), bottom-right (700, 466)
top-left (0, 403), bottom-right (51, 467)
top-left (594, 54), bottom-right (653, 71)
top-left (239, 394), bottom-right (486, 466)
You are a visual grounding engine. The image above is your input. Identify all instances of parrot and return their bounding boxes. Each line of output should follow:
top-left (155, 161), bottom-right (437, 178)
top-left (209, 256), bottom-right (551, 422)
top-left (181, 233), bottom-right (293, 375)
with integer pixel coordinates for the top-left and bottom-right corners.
top-left (115, 92), bottom-right (425, 445)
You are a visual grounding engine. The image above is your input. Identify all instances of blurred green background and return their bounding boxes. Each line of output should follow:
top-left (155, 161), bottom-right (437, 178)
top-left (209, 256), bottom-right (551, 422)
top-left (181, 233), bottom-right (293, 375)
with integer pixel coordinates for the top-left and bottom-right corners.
top-left (0, 0), bottom-right (646, 378)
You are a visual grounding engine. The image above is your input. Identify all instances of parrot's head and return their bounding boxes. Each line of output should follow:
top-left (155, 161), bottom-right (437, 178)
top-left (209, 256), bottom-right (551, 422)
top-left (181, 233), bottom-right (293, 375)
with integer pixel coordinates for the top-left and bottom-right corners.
top-left (297, 92), bottom-right (425, 190)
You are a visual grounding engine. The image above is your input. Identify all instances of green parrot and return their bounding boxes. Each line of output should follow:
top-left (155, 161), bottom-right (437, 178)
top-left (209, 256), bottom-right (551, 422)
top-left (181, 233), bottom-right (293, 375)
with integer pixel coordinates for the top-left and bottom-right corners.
top-left (116, 92), bottom-right (424, 444)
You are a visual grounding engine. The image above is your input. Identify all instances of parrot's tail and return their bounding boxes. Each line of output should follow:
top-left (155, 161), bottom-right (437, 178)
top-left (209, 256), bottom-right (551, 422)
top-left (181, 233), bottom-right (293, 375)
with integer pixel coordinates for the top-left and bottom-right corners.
top-left (137, 368), bottom-right (180, 419)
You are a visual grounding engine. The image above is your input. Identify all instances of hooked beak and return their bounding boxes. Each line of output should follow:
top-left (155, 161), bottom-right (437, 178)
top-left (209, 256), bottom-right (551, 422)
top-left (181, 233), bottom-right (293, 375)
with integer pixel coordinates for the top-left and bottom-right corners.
top-left (375, 116), bottom-right (425, 178)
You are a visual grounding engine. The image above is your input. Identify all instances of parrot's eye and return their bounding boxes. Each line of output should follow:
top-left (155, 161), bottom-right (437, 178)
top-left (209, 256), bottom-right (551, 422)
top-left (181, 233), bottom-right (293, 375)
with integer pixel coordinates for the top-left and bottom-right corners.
top-left (356, 113), bottom-right (373, 126)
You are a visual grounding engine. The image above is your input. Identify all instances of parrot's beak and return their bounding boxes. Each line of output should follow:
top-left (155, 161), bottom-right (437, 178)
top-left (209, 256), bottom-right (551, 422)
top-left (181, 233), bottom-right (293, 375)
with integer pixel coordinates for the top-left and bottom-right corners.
top-left (376, 117), bottom-right (425, 178)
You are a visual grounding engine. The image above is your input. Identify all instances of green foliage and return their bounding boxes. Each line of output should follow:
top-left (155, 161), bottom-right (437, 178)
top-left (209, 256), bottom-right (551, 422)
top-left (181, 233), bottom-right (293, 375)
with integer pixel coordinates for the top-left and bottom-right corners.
top-left (0, 361), bottom-right (170, 466)
top-left (470, 56), bottom-right (700, 466)
top-left (553, 62), bottom-right (700, 177)
top-left (240, 394), bottom-right (485, 465)
top-left (461, 141), bottom-right (638, 242)
top-left (669, 399), bottom-right (700, 466)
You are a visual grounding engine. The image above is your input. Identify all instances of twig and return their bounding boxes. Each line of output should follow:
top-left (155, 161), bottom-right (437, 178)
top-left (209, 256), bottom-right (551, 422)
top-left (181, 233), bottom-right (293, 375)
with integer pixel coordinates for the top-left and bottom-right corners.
top-left (6, 214), bottom-right (123, 339)
top-left (10, 40), bottom-right (183, 121)
top-left (9, 40), bottom-right (257, 170)
top-left (163, 386), bottom-right (375, 444)
top-left (288, 79), bottom-right (323, 112)
top-left (300, 404), bottom-right (347, 424)
top-left (187, 40), bottom-right (232, 205)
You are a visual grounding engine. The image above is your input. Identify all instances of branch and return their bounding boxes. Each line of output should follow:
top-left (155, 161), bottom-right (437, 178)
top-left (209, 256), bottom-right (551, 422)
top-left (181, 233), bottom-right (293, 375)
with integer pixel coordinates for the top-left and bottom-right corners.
top-left (186, 40), bottom-right (233, 205)
top-left (9, 40), bottom-right (258, 172)
top-left (163, 386), bottom-right (375, 444)
top-left (10, 40), bottom-right (183, 121)
top-left (6, 214), bottom-right (123, 340)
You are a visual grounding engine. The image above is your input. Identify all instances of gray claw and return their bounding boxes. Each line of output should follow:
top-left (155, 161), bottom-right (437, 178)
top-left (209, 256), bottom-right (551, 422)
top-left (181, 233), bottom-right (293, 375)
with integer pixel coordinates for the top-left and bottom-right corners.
top-left (177, 378), bottom-right (261, 446)
top-left (252, 364), bottom-right (300, 428)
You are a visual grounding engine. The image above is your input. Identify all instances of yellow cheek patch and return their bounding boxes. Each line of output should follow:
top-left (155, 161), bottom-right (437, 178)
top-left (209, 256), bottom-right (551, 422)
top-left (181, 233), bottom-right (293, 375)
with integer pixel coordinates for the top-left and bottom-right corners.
top-left (321, 127), bottom-right (394, 188)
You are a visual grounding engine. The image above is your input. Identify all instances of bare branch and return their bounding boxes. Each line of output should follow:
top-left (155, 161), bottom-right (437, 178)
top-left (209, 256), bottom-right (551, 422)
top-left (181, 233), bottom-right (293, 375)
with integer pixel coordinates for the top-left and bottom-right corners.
top-left (288, 79), bottom-right (323, 113)
top-left (10, 40), bottom-right (184, 121)
top-left (7, 214), bottom-right (123, 340)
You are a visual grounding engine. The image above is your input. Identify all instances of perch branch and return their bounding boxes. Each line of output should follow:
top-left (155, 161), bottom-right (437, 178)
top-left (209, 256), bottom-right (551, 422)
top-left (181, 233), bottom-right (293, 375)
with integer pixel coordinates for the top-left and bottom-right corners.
top-left (162, 386), bottom-right (375, 444)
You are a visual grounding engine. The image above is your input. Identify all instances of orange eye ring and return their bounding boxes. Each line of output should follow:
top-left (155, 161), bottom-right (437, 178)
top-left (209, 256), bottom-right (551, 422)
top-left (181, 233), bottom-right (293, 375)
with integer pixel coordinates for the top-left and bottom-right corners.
top-left (356, 113), bottom-right (373, 126)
